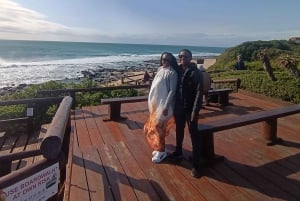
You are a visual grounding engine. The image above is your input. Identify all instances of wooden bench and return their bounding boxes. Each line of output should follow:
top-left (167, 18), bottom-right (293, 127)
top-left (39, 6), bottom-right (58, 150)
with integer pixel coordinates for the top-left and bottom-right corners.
top-left (197, 104), bottom-right (300, 164)
top-left (101, 96), bottom-right (148, 120)
top-left (212, 78), bottom-right (241, 92)
top-left (208, 88), bottom-right (233, 106)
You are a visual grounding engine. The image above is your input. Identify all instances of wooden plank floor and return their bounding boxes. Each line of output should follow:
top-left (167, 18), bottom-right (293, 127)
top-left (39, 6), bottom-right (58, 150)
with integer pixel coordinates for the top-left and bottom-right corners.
top-left (64, 92), bottom-right (300, 201)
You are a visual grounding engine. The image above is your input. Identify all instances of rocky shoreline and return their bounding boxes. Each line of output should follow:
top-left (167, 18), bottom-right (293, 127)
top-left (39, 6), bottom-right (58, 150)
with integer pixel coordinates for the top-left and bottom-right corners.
top-left (0, 56), bottom-right (216, 96)
top-left (0, 59), bottom-right (159, 96)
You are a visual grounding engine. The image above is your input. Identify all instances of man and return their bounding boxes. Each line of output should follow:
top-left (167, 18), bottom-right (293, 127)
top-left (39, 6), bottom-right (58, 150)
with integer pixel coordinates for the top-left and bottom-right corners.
top-left (198, 64), bottom-right (211, 106)
top-left (170, 49), bottom-right (203, 178)
top-left (235, 55), bottom-right (246, 70)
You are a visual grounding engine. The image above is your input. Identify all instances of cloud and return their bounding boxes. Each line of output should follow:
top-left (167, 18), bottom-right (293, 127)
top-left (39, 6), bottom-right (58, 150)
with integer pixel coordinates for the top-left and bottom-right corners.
top-left (0, 0), bottom-right (85, 41)
top-left (0, 0), bottom-right (242, 46)
top-left (1, 0), bottom-right (299, 47)
top-left (0, 0), bottom-right (130, 43)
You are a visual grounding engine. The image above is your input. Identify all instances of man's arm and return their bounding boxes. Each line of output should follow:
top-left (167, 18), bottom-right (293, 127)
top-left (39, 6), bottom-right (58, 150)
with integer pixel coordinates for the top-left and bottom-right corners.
top-left (191, 69), bottom-right (203, 121)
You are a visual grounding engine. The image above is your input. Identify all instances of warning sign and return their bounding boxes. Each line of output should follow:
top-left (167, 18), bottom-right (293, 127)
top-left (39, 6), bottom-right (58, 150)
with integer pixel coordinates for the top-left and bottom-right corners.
top-left (0, 163), bottom-right (59, 201)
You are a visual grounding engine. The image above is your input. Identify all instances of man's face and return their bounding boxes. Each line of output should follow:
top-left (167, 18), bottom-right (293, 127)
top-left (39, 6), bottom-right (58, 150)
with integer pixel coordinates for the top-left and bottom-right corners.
top-left (178, 51), bottom-right (191, 67)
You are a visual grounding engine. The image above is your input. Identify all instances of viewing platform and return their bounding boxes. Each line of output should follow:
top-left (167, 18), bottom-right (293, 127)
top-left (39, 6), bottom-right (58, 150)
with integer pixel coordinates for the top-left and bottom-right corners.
top-left (64, 92), bottom-right (300, 201)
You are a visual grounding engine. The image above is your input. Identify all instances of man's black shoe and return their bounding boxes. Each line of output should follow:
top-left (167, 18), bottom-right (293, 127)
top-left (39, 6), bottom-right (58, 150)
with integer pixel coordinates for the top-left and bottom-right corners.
top-left (169, 150), bottom-right (183, 160)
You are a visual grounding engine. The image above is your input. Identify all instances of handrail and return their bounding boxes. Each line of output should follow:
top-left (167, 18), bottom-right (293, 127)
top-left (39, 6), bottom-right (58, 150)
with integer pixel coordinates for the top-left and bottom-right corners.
top-left (123, 73), bottom-right (144, 78)
top-left (37, 84), bottom-right (150, 95)
top-left (0, 149), bottom-right (41, 162)
top-left (0, 96), bottom-right (73, 192)
top-left (37, 85), bottom-right (150, 109)
top-left (40, 96), bottom-right (73, 159)
top-left (0, 96), bottom-right (64, 106)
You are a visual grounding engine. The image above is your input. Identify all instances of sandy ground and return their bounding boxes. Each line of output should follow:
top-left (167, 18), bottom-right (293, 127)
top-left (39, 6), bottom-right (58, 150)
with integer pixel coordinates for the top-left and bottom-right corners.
top-left (192, 58), bottom-right (217, 69)
top-left (203, 58), bottom-right (217, 69)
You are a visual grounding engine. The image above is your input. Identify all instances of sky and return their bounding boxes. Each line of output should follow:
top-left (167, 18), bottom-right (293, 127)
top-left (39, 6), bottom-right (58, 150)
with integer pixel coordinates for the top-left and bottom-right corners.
top-left (0, 0), bottom-right (300, 47)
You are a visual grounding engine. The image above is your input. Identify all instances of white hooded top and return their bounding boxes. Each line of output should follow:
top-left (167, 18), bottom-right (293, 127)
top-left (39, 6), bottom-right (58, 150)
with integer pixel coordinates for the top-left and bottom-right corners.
top-left (148, 66), bottom-right (177, 123)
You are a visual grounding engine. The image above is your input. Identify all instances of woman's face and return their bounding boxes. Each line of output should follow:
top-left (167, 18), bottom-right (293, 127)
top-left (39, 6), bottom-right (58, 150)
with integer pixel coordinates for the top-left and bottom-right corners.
top-left (161, 54), bottom-right (171, 68)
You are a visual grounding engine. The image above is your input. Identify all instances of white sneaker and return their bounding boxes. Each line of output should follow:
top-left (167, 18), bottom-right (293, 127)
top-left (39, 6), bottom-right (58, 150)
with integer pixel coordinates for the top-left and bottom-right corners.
top-left (152, 151), bottom-right (167, 163)
top-left (152, 150), bottom-right (158, 156)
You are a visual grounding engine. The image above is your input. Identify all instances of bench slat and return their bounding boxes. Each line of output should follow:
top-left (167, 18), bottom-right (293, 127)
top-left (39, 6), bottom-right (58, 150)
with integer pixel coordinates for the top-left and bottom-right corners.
top-left (199, 104), bottom-right (300, 132)
top-left (101, 96), bottom-right (148, 104)
top-left (101, 96), bottom-right (148, 120)
top-left (208, 88), bottom-right (233, 93)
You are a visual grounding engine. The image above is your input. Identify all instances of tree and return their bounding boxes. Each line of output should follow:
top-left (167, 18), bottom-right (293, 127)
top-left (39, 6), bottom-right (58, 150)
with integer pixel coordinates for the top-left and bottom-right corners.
top-left (257, 50), bottom-right (276, 81)
top-left (278, 55), bottom-right (299, 78)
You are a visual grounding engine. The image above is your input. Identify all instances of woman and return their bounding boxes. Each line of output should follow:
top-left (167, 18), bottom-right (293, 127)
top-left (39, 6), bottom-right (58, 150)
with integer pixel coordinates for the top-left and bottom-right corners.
top-left (144, 52), bottom-right (178, 163)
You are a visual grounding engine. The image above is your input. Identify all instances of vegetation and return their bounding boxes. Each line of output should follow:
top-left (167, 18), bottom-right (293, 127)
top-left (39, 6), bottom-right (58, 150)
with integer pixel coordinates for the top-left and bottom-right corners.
top-left (0, 78), bottom-right (142, 130)
top-left (208, 40), bottom-right (300, 104)
top-left (210, 40), bottom-right (300, 70)
top-left (210, 70), bottom-right (300, 103)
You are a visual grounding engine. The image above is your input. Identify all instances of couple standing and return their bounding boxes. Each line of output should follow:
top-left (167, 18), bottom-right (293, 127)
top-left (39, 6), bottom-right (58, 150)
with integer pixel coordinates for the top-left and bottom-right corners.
top-left (144, 49), bottom-right (203, 178)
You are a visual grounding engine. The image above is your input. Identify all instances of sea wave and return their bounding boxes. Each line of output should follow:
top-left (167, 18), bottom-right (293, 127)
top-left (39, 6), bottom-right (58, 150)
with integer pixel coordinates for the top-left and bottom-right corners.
top-left (0, 54), bottom-right (162, 68)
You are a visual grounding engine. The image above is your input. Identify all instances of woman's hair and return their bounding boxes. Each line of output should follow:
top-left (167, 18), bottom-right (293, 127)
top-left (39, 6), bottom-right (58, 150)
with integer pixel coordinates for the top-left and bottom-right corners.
top-left (159, 52), bottom-right (169, 66)
top-left (168, 53), bottom-right (179, 72)
top-left (159, 52), bottom-right (179, 72)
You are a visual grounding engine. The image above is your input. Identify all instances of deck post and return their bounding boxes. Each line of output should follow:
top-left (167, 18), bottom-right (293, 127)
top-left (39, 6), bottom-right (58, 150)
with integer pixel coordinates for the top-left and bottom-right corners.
top-left (218, 92), bottom-right (229, 105)
top-left (70, 91), bottom-right (76, 109)
top-left (201, 131), bottom-right (225, 165)
top-left (202, 131), bottom-right (215, 160)
top-left (108, 103), bottom-right (121, 120)
top-left (27, 116), bottom-right (33, 134)
top-left (0, 161), bottom-right (12, 177)
top-left (262, 118), bottom-right (281, 145)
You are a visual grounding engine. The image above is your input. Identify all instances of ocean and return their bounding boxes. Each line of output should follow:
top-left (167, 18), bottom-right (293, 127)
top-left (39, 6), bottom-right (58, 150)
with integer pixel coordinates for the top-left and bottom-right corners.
top-left (0, 40), bottom-right (226, 88)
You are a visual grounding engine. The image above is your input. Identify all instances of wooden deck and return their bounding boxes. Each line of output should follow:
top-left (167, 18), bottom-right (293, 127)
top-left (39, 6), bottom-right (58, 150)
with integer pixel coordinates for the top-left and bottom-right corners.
top-left (64, 92), bottom-right (300, 201)
top-left (0, 124), bottom-right (48, 172)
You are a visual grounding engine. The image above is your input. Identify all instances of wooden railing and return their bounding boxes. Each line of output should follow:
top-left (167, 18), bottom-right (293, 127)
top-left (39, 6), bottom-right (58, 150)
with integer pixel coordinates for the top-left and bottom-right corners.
top-left (121, 73), bottom-right (154, 85)
top-left (37, 85), bottom-right (150, 109)
top-left (0, 97), bottom-right (65, 134)
top-left (121, 73), bottom-right (144, 85)
top-left (0, 96), bottom-right (72, 200)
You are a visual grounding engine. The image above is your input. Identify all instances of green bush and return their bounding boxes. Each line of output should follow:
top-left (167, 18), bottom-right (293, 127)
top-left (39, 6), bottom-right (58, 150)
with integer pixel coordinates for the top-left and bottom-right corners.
top-left (0, 79), bottom-right (141, 127)
top-left (211, 70), bottom-right (300, 104)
